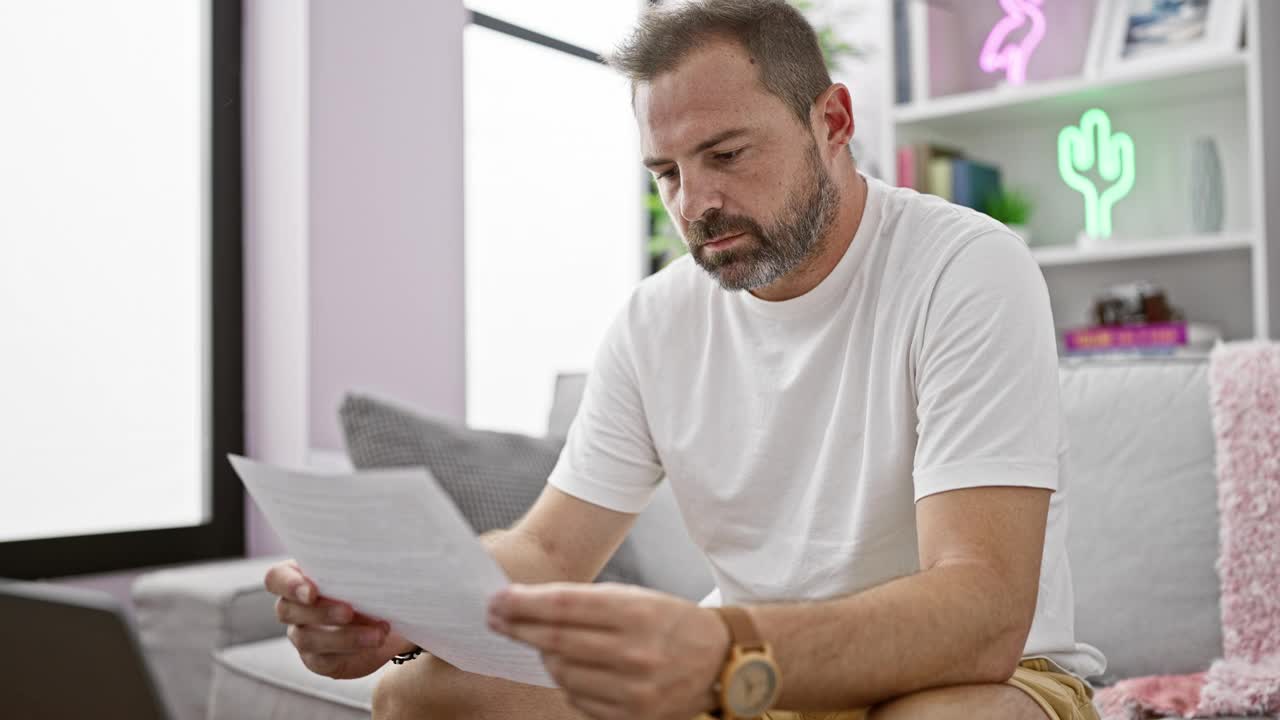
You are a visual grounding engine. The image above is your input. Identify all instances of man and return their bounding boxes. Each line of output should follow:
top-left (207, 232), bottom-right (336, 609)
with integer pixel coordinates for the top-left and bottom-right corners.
top-left (264, 1), bottom-right (1106, 718)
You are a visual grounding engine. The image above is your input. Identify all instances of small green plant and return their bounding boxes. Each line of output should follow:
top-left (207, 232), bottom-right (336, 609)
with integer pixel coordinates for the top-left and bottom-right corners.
top-left (789, 0), bottom-right (867, 74)
top-left (983, 188), bottom-right (1033, 226)
top-left (646, 179), bottom-right (687, 271)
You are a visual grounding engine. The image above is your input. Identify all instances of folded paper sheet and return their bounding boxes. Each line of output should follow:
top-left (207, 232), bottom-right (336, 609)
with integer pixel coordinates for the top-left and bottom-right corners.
top-left (228, 455), bottom-right (554, 687)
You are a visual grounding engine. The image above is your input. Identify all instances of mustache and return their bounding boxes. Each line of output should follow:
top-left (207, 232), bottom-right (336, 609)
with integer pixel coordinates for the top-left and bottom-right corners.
top-left (686, 212), bottom-right (765, 249)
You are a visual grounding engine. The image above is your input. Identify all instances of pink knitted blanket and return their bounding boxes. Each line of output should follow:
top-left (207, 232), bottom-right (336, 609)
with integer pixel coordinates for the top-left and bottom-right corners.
top-left (1095, 343), bottom-right (1280, 719)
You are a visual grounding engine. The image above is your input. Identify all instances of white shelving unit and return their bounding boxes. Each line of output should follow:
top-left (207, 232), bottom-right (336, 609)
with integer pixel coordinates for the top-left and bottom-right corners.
top-left (882, 0), bottom-right (1279, 340)
top-left (1030, 233), bottom-right (1254, 268)
top-left (895, 51), bottom-right (1248, 132)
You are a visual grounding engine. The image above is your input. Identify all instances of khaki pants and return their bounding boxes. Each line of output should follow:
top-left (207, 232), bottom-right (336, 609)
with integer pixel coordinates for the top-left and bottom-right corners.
top-left (697, 658), bottom-right (1100, 720)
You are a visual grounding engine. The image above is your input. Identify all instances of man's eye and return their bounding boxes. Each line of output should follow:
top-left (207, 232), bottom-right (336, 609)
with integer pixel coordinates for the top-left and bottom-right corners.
top-left (656, 168), bottom-right (678, 181)
top-left (715, 149), bottom-right (742, 162)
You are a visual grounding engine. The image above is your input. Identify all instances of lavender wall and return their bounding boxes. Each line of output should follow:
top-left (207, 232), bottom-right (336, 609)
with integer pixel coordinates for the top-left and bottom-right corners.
top-left (244, 0), bottom-right (467, 556)
top-left (307, 0), bottom-right (467, 451)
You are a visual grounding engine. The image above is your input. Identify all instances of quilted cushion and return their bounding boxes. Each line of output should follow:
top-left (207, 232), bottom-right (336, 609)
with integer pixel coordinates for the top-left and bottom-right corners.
top-left (339, 393), bottom-right (643, 585)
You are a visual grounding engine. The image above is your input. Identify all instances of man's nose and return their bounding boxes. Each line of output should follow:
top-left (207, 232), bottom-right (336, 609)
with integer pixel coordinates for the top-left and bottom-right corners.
top-left (678, 169), bottom-right (723, 223)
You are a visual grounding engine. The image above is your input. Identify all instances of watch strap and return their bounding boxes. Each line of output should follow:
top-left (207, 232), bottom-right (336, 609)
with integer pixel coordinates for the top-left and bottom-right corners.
top-left (713, 606), bottom-right (765, 652)
top-left (390, 645), bottom-right (424, 665)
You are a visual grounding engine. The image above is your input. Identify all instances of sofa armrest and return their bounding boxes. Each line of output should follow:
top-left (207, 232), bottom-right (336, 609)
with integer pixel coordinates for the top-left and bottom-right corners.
top-left (132, 555), bottom-right (289, 720)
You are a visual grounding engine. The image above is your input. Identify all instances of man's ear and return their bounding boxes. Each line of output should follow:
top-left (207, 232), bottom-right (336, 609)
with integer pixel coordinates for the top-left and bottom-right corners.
top-left (811, 83), bottom-right (855, 156)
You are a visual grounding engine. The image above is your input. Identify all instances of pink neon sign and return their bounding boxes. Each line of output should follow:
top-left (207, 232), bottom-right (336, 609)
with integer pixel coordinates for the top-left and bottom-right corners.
top-left (979, 0), bottom-right (1046, 86)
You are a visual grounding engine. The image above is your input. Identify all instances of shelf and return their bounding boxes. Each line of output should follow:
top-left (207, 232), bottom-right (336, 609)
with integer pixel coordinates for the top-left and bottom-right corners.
top-left (1031, 233), bottom-right (1254, 268)
top-left (895, 51), bottom-right (1249, 135)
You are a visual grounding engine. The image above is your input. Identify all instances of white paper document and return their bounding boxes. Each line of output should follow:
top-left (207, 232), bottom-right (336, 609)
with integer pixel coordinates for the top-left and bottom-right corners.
top-left (228, 455), bottom-right (555, 687)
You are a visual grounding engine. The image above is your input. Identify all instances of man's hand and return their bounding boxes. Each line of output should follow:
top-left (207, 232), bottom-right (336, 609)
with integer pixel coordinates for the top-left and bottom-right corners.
top-left (488, 583), bottom-right (730, 720)
top-left (263, 559), bottom-right (415, 679)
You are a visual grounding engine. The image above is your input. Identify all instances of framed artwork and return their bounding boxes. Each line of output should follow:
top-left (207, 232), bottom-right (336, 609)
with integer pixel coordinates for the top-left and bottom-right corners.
top-left (1086, 0), bottom-right (1245, 75)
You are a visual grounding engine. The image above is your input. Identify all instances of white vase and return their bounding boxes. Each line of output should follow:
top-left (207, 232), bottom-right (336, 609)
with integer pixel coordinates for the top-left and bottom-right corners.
top-left (1190, 136), bottom-right (1224, 234)
top-left (1076, 230), bottom-right (1104, 249)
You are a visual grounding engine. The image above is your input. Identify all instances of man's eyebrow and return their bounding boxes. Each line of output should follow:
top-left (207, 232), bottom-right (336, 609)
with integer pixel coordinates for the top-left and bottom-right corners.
top-left (642, 128), bottom-right (751, 169)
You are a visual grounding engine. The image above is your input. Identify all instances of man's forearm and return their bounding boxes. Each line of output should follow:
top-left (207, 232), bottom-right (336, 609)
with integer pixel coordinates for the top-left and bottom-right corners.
top-left (749, 562), bottom-right (1031, 710)
top-left (481, 528), bottom-right (582, 584)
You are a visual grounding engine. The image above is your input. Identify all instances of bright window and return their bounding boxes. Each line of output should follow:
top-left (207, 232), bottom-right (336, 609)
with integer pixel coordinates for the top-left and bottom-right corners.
top-left (0, 0), bottom-right (208, 542)
top-left (464, 16), bottom-right (645, 435)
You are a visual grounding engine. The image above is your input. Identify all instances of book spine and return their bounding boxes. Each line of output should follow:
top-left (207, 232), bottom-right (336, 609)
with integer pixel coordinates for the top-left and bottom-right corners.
top-left (897, 146), bottom-right (916, 189)
top-left (915, 144), bottom-right (930, 194)
top-left (1063, 323), bottom-right (1189, 352)
top-left (928, 157), bottom-right (953, 201)
top-left (894, 0), bottom-right (912, 105)
top-left (952, 159), bottom-right (973, 207)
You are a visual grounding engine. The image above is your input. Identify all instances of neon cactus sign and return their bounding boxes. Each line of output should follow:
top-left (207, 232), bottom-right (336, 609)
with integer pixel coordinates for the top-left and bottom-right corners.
top-left (979, 0), bottom-right (1046, 86)
top-left (1058, 109), bottom-right (1136, 239)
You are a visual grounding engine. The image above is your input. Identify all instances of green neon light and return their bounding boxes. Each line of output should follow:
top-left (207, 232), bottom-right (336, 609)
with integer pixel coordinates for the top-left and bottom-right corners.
top-left (1058, 108), bottom-right (1135, 238)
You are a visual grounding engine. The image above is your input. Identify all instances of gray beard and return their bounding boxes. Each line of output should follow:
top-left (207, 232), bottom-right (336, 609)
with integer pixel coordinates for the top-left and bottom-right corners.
top-left (689, 144), bottom-right (841, 292)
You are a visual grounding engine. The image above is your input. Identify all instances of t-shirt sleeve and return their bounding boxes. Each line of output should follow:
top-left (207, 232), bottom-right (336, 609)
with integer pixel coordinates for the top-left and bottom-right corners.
top-left (546, 296), bottom-right (664, 514)
top-left (911, 230), bottom-right (1062, 503)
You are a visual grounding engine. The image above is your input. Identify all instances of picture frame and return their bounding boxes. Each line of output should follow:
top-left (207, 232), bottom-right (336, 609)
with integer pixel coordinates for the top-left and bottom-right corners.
top-left (1083, 0), bottom-right (1115, 78)
top-left (1087, 0), bottom-right (1245, 76)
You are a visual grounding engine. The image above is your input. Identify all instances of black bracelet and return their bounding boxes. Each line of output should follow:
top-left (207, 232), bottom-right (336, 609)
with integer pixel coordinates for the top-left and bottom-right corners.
top-left (391, 645), bottom-right (424, 665)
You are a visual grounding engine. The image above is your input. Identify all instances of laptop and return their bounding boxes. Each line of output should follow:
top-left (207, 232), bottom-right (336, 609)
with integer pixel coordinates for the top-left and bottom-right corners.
top-left (0, 580), bottom-right (172, 719)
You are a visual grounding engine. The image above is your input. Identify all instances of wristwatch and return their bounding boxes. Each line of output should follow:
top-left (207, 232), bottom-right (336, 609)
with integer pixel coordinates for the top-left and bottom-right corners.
top-left (708, 606), bottom-right (782, 720)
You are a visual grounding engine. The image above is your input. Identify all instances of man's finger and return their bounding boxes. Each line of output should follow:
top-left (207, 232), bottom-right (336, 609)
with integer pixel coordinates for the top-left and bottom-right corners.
top-left (263, 561), bottom-right (300, 596)
top-left (494, 622), bottom-right (634, 668)
top-left (287, 623), bottom-right (388, 654)
top-left (301, 652), bottom-right (341, 677)
top-left (488, 583), bottom-right (632, 629)
top-left (546, 657), bottom-right (633, 708)
top-left (264, 561), bottom-right (316, 605)
top-left (275, 596), bottom-right (355, 626)
top-left (565, 694), bottom-right (622, 720)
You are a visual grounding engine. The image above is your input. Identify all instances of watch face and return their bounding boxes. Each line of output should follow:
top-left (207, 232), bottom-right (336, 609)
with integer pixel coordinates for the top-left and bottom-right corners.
top-left (726, 656), bottom-right (780, 716)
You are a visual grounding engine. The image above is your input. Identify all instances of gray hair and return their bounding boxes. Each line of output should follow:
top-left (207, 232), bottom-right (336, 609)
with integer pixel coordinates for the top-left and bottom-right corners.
top-left (607, 0), bottom-right (834, 127)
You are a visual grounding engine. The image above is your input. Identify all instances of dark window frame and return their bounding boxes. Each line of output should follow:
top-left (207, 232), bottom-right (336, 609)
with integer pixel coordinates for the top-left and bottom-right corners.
top-left (0, 0), bottom-right (245, 580)
top-left (468, 10), bottom-right (605, 64)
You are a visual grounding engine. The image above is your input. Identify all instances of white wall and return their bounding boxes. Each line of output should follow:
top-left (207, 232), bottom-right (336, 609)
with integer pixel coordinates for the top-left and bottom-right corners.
top-left (243, 0), bottom-right (310, 557)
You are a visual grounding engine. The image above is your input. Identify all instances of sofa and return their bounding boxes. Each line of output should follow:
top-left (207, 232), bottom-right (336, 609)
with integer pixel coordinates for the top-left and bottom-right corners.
top-left (132, 355), bottom-right (1270, 719)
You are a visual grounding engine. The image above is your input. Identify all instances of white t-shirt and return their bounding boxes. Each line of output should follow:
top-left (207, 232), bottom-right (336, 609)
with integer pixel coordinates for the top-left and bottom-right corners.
top-left (548, 175), bottom-right (1107, 679)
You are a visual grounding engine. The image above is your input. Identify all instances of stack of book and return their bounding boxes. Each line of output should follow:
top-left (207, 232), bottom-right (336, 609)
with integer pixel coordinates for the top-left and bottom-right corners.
top-left (1062, 283), bottom-right (1195, 356)
top-left (896, 144), bottom-right (1002, 213)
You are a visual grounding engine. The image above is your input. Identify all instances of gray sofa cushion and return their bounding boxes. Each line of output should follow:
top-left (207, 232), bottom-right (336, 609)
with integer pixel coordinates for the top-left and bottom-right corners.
top-left (549, 373), bottom-right (714, 601)
top-left (132, 556), bottom-right (287, 720)
top-left (547, 373), bottom-right (587, 439)
top-left (339, 393), bottom-right (642, 585)
top-left (554, 363), bottom-right (1228, 683)
top-left (209, 637), bottom-right (380, 720)
top-left (1059, 357), bottom-right (1222, 683)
